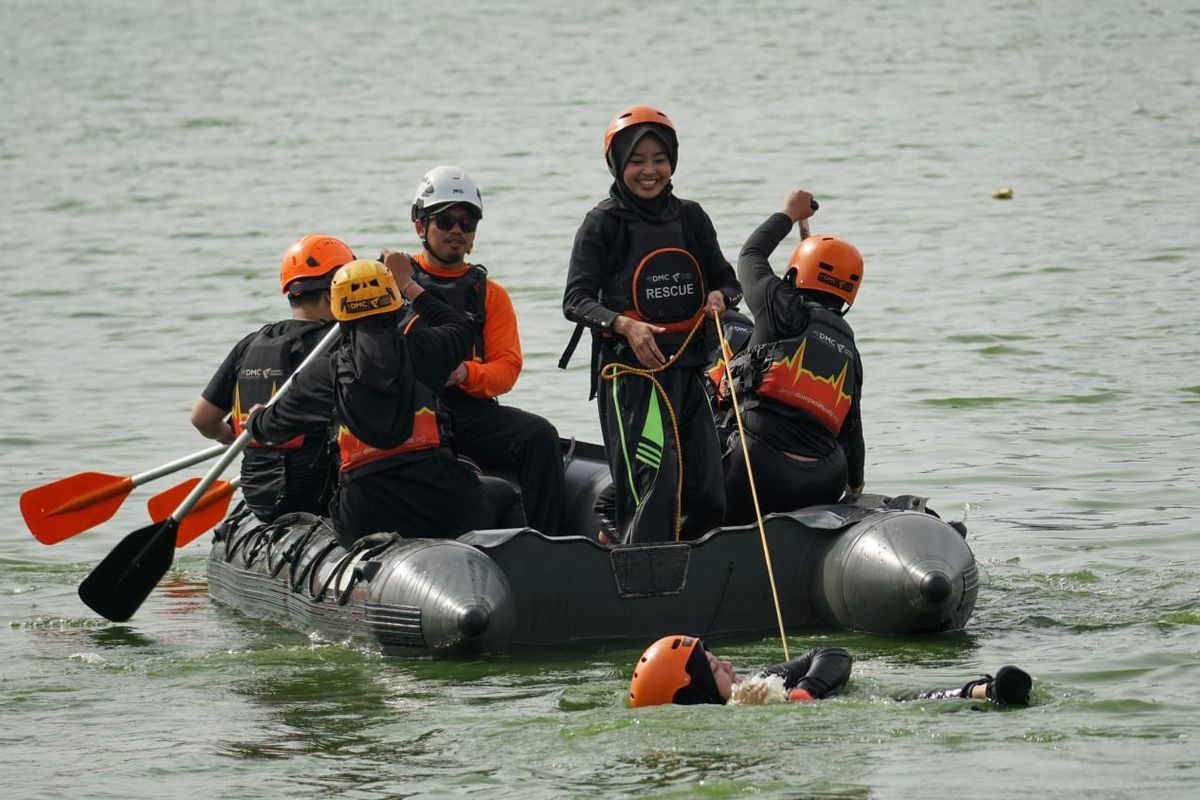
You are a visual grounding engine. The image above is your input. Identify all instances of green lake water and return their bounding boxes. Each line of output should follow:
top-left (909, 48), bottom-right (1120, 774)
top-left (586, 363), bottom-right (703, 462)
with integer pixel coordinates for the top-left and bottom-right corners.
top-left (2, 1), bottom-right (1197, 797)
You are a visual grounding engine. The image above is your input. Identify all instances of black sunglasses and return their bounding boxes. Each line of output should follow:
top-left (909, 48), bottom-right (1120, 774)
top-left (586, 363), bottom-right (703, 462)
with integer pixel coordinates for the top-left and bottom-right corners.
top-left (430, 212), bottom-right (479, 233)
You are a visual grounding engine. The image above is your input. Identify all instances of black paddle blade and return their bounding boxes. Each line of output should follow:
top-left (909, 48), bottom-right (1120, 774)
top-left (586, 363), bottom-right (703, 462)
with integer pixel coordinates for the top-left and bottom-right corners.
top-left (78, 518), bottom-right (179, 622)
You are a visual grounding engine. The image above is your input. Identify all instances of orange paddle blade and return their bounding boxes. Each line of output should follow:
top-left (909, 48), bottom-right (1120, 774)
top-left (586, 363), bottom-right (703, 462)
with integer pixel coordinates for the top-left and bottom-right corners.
top-left (147, 478), bottom-right (236, 547)
top-left (20, 472), bottom-right (135, 544)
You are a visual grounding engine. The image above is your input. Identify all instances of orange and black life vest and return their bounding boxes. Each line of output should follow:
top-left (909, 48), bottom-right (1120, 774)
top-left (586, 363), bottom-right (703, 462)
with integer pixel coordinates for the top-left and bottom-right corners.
top-left (399, 257), bottom-right (488, 362)
top-left (336, 380), bottom-right (451, 476)
top-left (234, 320), bottom-right (333, 449)
top-left (704, 310), bottom-right (755, 402)
top-left (726, 305), bottom-right (858, 435)
top-left (603, 217), bottom-right (706, 339)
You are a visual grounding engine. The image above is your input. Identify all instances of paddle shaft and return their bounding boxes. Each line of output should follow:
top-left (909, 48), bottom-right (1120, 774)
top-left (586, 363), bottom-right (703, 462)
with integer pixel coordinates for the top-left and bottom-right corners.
top-left (168, 325), bottom-right (341, 524)
top-left (131, 443), bottom-right (226, 486)
top-left (800, 197), bottom-right (818, 239)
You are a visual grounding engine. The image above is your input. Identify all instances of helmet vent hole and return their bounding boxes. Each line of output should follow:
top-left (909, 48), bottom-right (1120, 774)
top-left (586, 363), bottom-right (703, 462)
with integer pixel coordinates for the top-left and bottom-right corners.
top-left (306, 256), bottom-right (320, 267)
top-left (818, 261), bottom-right (835, 273)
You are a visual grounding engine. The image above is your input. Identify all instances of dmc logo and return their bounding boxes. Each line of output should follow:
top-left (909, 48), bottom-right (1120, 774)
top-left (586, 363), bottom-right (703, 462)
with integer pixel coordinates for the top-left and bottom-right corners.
top-left (817, 273), bottom-right (854, 292)
top-left (343, 295), bottom-right (394, 313)
top-left (240, 367), bottom-right (283, 379)
top-left (813, 331), bottom-right (837, 346)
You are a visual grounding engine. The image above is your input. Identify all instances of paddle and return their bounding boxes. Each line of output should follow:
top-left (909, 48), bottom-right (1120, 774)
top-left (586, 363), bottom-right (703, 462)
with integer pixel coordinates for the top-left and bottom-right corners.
top-left (147, 475), bottom-right (242, 547)
top-left (801, 197), bottom-right (818, 239)
top-left (78, 324), bottom-right (342, 622)
top-left (20, 444), bottom-right (227, 545)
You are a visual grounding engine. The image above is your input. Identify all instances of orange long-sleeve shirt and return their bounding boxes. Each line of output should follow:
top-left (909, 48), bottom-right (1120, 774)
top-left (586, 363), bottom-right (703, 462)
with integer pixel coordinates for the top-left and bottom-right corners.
top-left (413, 252), bottom-right (523, 399)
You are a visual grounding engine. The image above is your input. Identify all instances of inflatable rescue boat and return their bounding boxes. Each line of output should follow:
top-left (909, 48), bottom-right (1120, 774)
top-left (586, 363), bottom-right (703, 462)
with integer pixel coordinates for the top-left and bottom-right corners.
top-left (206, 440), bottom-right (978, 655)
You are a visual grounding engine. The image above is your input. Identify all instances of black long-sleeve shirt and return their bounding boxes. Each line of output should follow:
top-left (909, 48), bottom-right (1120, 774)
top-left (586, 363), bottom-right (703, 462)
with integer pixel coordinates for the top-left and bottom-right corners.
top-left (737, 213), bottom-right (865, 486)
top-left (250, 290), bottom-right (472, 449)
top-left (248, 291), bottom-right (479, 541)
top-left (753, 646), bottom-right (853, 699)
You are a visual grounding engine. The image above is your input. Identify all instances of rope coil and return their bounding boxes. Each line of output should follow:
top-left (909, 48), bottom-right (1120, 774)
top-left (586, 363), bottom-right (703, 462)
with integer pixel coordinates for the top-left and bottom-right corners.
top-left (599, 314), bottom-right (707, 542)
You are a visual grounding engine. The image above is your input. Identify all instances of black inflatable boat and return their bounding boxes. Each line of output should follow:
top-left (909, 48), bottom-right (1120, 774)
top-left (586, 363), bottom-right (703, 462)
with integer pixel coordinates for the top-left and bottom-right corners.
top-left (206, 440), bottom-right (977, 655)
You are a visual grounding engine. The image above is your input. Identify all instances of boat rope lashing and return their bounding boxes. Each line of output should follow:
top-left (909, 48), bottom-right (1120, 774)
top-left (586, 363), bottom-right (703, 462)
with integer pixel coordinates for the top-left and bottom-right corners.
top-left (312, 533), bottom-right (397, 605)
top-left (291, 537), bottom-right (340, 596)
top-left (713, 309), bottom-right (790, 661)
top-left (598, 314), bottom-right (707, 542)
top-left (224, 516), bottom-right (270, 565)
top-left (284, 521), bottom-right (330, 586)
top-left (268, 518), bottom-right (323, 578)
top-left (213, 501), bottom-right (254, 544)
top-left (243, 524), bottom-right (278, 568)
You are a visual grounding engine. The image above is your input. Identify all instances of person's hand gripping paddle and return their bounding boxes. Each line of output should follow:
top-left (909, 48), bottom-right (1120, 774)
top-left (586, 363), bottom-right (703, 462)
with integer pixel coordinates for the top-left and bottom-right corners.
top-left (77, 324), bottom-right (342, 622)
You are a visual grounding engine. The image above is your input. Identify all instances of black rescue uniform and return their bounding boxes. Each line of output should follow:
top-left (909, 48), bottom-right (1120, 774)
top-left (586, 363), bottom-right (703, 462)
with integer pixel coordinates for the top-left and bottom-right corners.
top-left (750, 646), bottom-right (853, 700)
top-left (721, 213), bottom-right (865, 524)
top-left (741, 648), bottom-right (1030, 707)
top-left (202, 319), bottom-right (337, 522)
top-left (249, 292), bottom-right (485, 547)
top-left (564, 186), bottom-right (742, 544)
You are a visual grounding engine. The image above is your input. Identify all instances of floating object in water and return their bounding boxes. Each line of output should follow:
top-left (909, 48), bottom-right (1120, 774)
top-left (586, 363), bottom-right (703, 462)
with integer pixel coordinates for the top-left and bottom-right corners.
top-left (992, 187), bottom-right (1014, 199)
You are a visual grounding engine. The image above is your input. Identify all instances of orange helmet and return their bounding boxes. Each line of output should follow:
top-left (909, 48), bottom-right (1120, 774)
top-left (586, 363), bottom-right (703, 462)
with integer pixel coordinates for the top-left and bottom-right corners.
top-left (604, 105), bottom-right (677, 172)
top-left (787, 235), bottom-right (864, 308)
top-left (628, 635), bottom-right (723, 707)
top-left (279, 234), bottom-right (355, 296)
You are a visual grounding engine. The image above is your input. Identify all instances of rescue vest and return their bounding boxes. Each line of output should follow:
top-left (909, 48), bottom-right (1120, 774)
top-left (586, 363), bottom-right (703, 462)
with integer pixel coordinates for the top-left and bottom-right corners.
top-left (336, 380), bottom-right (451, 475)
top-left (399, 256), bottom-right (488, 361)
top-left (603, 217), bottom-right (706, 337)
top-left (233, 320), bottom-right (333, 449)
top-left (726, 305), bottom-right (858, 434)
top-left (704, 310), bottom-right (755, 402)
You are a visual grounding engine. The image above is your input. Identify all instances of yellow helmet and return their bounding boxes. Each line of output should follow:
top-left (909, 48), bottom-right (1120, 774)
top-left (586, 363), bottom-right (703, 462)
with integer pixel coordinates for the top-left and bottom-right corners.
top-left (330, 259), bottom-right (399, 322)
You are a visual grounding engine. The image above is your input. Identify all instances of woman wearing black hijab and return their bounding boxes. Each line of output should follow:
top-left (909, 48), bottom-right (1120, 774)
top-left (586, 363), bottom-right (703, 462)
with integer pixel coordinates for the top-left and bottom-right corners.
top-left (562, 105), bottom-right (742, 544)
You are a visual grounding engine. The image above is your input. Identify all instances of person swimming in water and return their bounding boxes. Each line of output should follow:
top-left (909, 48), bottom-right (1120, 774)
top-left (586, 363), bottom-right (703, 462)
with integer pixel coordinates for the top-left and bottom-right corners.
top-left (628, 634), bottom-right (1033, 707)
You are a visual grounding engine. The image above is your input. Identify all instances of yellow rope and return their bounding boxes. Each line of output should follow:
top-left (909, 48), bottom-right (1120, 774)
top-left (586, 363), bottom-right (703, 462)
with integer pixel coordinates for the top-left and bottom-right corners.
top-left (713, 310), bottom-right (790, 661)
top-left (599, 315), bottom-right (707, 543)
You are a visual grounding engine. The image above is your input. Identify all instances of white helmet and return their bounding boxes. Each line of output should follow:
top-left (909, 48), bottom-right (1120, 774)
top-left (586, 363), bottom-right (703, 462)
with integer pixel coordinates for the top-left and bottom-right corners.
top-left (410, 165), bottom-right (483, 221)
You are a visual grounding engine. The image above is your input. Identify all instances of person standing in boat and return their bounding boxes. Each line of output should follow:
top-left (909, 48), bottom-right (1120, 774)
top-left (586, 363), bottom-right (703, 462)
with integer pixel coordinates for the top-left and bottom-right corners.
top-left (387, 166), bottom-right (565, 535)
top-left (562, 105), bottom-right (742, 544)
top-left (719, 190), bottom-right (866, 525)
top-left (627, 635), bottom-right (1033, 708)
top-left (190, 234), bottom-right (351, 522)
top-left (247, 258), bottom-right (493, 546)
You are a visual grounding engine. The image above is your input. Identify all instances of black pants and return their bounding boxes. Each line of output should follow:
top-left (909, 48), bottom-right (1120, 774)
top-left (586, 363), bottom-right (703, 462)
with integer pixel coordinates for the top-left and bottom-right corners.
top-left (597, 362), bottom-right (725, 543)
top-left (445, 391), bottom-right (564, 534)
top-left (722, 429), bottom-right (847, 525)
top-left (331, 449), bottom-right (482, 547)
